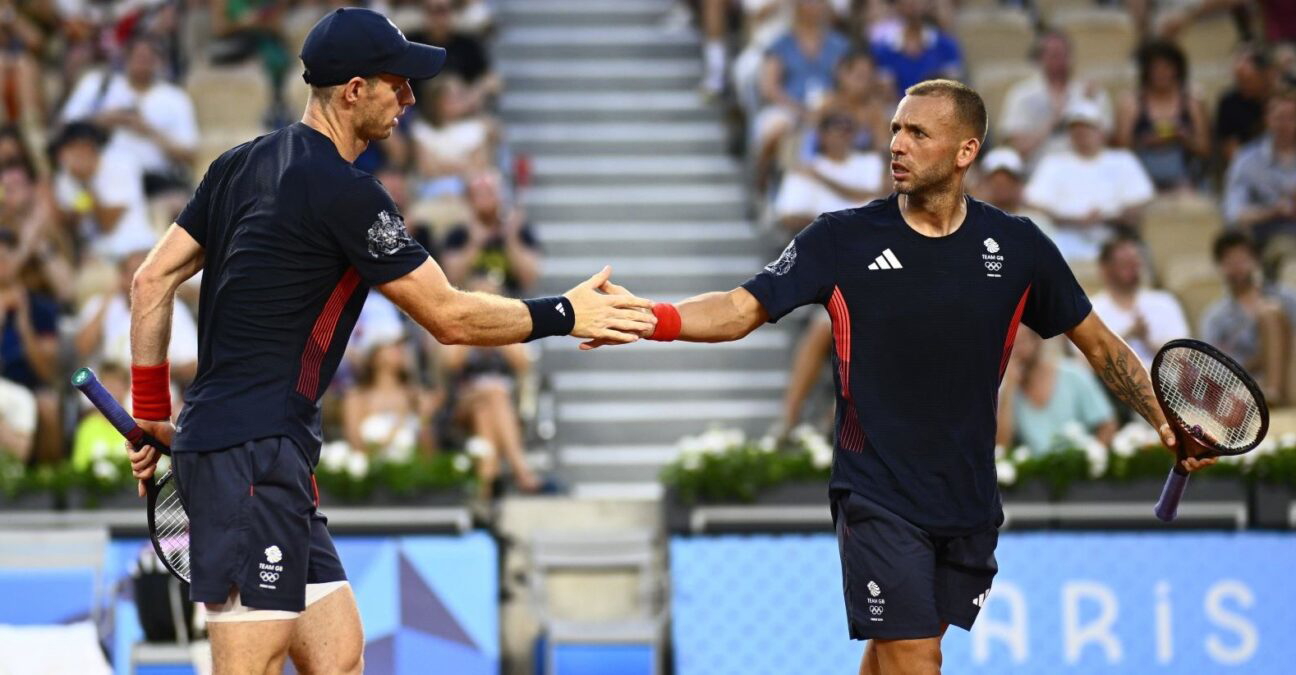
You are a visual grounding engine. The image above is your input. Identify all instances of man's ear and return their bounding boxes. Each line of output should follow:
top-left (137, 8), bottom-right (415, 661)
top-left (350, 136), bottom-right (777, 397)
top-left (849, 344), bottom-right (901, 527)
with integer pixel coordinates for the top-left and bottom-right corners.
top-left (957, 137), bottom-right (981, 170)
top-left (342, 76), bottom-right (368, 104)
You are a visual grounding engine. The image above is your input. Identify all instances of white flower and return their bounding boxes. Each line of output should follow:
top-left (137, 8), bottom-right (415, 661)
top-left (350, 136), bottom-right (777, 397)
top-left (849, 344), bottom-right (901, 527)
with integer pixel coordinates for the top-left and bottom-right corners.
top-left (681, 453), bottom-right (701, 470)
top-left (344, 451), bottom-right (369, 479)
top-left (1111, 422), bottom-right (1159, 458)
top-left (92, 458), bottom-right (119, 482)
top-left (757, 435), bottom-right (777, 453)
top-left (1011, 446), bottom-right (1030, 463)
top-left (677, 434), bottom-right (705, 458)
top-left (994, 444), bottom-right (1007, 461)
top-left (1279, 432), bottom-right (1296, 448)
top-left (452, 454), bottom-right (472, 473)
top-left (807, 439), bottom-right (833, 469)
top-left (996, 458), bottom-right (1017, 486)
top-left (89, 440), bottom-right (111, 460)
top-left (320, 441), bottom-right (350, 472)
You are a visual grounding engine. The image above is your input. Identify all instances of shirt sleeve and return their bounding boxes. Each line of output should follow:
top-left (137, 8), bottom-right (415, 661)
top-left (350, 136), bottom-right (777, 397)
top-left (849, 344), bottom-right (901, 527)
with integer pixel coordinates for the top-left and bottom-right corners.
top-left (1115, 151), bottom-right (1155, 207)
top-left (1021, 220), bottom-right (1092, 338)
top-left (176, 155), bottom-right (222, 244)
top-left (93, 153), bottom-right (144, 209)
top-left (741, 214), bottom-right (836, 323)
top-left (320, 176), bottom-right (430, 286)
top-left (1148, 292), bottom-right (1191, 344)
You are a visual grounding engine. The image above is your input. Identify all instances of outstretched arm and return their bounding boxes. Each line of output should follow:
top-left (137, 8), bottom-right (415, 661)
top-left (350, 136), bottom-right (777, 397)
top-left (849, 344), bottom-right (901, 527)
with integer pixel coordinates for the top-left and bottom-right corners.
top-left (380, 259), bottom-right (654, 347)
top-left (1065, 311), bottom-right (1214, 472)
top-left (676, 287), bottom-right (769, 342)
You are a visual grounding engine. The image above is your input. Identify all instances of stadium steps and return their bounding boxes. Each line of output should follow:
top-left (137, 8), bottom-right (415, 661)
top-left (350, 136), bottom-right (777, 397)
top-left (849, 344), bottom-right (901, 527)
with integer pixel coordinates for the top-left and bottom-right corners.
top-left (497, 0), bottom-right (792, 495)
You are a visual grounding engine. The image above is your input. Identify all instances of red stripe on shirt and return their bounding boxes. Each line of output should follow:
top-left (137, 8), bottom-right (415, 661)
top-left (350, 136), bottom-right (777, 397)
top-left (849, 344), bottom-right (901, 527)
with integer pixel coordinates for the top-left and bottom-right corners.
top-left (296, 267), bottom-right (362, 399)
top-left (999, 284), bottom-right (1032, 380)
top-left (826, 286), bottom-right (864, 451)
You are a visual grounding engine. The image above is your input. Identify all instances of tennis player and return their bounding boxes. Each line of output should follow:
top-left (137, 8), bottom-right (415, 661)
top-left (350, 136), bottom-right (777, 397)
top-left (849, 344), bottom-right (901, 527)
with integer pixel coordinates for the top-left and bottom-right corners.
top-left (124, 8), bottom-right (654, 674)
top-left (610, 79), bottom-right (1216, 674)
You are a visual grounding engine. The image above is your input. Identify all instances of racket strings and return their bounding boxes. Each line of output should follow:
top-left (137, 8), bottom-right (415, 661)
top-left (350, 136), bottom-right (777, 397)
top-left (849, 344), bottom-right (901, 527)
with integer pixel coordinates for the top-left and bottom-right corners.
top-left (152, 482), bottom-right (191, 581)
top-left (1157, 348), bottom-right (1263, 451)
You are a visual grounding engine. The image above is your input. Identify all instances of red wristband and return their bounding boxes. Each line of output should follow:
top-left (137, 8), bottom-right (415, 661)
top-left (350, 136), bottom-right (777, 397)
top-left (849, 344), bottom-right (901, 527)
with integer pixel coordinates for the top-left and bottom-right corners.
top-left (649, 303), bottom-right (681, 342)
top-left (131, 361), bottom-right (172, 421)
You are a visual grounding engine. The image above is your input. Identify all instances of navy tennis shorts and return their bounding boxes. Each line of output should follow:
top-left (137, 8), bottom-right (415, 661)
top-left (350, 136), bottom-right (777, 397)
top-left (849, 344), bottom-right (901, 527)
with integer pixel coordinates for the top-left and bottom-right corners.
top-left (173, 436), bottom-right (346, 612)
top-left (831, 489), bottom-right (999, 640)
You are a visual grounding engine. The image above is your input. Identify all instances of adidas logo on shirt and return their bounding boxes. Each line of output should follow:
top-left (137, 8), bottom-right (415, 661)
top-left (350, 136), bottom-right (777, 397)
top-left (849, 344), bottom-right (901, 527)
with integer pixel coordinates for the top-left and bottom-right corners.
top-left (972, 589), bottom-right (991, 608)
top-left (867, 248), bottom-right (903, 270)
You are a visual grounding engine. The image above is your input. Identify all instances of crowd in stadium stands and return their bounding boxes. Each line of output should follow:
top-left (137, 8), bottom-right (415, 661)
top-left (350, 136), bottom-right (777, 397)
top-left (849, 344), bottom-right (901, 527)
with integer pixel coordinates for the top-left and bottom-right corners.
top-left (5, 0), bottom-right (1296, 490)
top-left (727, 0), bottom-right (1296, 451)
top-left (0, 0), bottom-right (549, 498)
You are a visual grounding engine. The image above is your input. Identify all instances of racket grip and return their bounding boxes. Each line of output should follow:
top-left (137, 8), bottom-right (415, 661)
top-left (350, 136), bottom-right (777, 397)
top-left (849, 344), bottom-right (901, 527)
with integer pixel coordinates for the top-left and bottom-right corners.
top-left (71, 367), bottom-right (171, 455)
top-left (1154, 465), bottom-right (1191, 522)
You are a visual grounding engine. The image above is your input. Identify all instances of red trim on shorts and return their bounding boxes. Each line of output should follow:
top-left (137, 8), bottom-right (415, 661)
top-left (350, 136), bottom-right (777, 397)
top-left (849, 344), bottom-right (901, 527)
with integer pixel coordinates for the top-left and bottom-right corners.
top-left (827, 286), bottom-right (865, 452)
top-left (296, 267), bottom-right (362, 399)
top-left (310, 474), bottom-right (319, 508)
top-left (1000, 285), bottom-right (1032, 380)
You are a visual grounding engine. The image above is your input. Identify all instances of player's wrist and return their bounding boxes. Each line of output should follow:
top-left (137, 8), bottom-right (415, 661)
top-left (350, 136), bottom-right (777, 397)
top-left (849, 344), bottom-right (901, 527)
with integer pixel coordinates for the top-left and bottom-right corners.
top-left (131, 361), bottom-right (171, 421)
top-left (648, 303), bottom-right (681, 342)
top-left (523, 296), bottom-right (575, 342)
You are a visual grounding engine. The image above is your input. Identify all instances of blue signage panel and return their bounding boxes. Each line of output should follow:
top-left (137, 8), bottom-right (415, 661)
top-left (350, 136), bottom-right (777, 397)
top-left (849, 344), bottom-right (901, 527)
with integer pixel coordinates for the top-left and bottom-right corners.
top-left (671, 533), bottom-right (1296, 674)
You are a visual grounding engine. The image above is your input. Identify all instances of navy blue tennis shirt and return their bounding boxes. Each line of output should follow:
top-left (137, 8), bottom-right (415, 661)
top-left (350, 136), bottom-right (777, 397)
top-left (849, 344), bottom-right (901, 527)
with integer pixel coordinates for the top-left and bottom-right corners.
top-left (172, 123), bottom-right (429, 458)
top-left (743, 194), bottom-right (1092, 535)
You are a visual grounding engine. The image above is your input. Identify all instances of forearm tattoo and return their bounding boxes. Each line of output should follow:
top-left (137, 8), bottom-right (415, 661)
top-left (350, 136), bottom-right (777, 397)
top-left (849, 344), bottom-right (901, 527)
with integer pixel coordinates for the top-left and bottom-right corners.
top-left (1098, 348), bottom-right (1158, 423)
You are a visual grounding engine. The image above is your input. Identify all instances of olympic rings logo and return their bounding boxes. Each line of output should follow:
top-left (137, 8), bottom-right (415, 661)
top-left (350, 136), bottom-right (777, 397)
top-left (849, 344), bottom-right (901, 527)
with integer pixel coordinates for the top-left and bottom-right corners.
top-left (260, 571), bottom-right (280, 583)
top-left (985, 261), bottom-right (1003, 271)
top-left (869, 606), bottom-right (883, 616)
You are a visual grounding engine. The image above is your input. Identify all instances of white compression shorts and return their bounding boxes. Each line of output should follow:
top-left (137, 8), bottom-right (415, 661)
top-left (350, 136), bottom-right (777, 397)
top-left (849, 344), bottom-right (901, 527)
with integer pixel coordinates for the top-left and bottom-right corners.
top-left (203, 581), bottom-right (349, 623)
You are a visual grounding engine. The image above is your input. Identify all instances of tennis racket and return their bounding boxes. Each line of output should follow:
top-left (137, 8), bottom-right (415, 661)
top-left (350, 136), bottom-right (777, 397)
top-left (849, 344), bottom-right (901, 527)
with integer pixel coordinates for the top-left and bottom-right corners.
top-left (1151, 339), bottom-right (1268, 522)
top-left (71, 367), bottom-right (191, 583)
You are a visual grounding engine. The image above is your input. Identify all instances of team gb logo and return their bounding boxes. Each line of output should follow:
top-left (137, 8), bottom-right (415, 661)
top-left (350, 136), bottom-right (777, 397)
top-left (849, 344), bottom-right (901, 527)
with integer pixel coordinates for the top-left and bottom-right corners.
top-left (984, 238), bottom-right (1000, 254)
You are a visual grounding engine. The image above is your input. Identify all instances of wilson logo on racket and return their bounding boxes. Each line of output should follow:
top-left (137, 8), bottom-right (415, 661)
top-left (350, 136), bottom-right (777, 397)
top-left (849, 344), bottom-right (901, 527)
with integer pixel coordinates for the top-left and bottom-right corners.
top-left (1175, 361), bottom-right (1251, 431)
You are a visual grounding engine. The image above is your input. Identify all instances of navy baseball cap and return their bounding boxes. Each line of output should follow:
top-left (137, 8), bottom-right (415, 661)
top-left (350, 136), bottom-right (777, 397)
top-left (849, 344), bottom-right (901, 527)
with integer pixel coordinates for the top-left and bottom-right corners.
top-left (300, 8), bottom-right (446, 87)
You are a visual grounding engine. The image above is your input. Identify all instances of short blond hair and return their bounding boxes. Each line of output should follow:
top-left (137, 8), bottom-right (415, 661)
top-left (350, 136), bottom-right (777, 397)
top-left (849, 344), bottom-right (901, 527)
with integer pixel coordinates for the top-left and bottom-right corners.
top-left (904, 79), bottom-right (988, 142)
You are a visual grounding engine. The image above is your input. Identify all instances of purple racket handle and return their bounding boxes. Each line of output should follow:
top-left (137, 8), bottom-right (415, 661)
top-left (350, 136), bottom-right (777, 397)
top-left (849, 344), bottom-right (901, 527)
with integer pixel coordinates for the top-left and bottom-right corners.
top-left (71, 367), bottom-right (171, 455)
top-left (1153, 466), bottom-right (1190, 522)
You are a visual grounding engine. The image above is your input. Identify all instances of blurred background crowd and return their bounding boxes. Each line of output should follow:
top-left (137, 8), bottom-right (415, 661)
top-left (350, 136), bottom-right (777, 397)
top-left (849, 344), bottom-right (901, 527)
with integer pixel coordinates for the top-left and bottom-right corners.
top-left (0, 0), bottom-right (1294, 495)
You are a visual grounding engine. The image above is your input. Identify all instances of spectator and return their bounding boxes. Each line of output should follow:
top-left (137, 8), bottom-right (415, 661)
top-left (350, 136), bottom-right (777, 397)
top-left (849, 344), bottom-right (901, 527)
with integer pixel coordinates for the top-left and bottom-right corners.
top-left (439, 273), bottom-right (543, 496)
top-left (60, 34), bottom-right (198, 201)
top-left (752, 0), bottom-right (849, 191)
top-left (342, 338), bottom-right (438, 463)
top-left (50, 121), bottom-right (155, 261)
top-left (1216, 43), bottom-right (1279, 166)
top-left (0, 230), bottom-right (58, 462)
top-left (997, 327), bottom-right (1116, 455)
top-left (869, 0), bottom-right (963, 97)
top-left (1114, 41), bottom-right (1210, 193)
top-left (0, 375), bottom-right (35, 462)
top-left (409, 75), bottom-right (497, 197)
top-left (1222, 90), bottom-right (1296, 247)
top-left (1200, 231), bottom-right (1295, 403)
top-left (406, 0), bottom-right (501, 112)
top-left (1024, 100), bottom-right (1155, 262)
top-left (974, 148), bottom-right (1056, 237)
top-left (441, 170), bottom-right (541, 296)
top-left (0, 159), bottom-right (73, 305)
top-left (0, 3), bottom-right (47, 130)
top-left (208, 0), bottom-right (290, 126)
top-left (773, 112), bottom-right (885, 231)
top-left (998, 30), bottom-right (1112, 169)
top-left (1090, 232), bottom-right (1191, 366)
top-left (74, 248), bottom-right (198, 384)
top-left (811, 49), bottom-right (893, 156)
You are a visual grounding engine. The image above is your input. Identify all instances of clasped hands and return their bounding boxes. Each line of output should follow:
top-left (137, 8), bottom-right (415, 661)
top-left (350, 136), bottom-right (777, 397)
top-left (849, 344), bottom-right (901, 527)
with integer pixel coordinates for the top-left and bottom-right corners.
top-left (562, 266), bottom-right (658, 350)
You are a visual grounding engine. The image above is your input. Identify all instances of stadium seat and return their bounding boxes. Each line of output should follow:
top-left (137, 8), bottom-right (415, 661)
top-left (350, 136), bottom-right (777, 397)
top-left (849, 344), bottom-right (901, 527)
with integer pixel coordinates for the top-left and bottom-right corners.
top-left (186, 64), bottom-right (269, 135)
top-left (1159, 10), bottom-right (1240, 68)
top-left (1075, 64), bottom-right (1136, 113)
top-left (1033, 0), bottom-right (1098, 25)
top-left (284, 5), bottom-right (329, 54)
top-left (1141, 194), bottom-right (1223, 283)
top-left (389, 5), bottom-right (425, 34)
top-left (1160, 250), bottom-right (1223, 332)
top-left (1054, 9), bottom-right (1138, 71)
top-left (1069, 258), bottom-right (1104, 297)
top-left (955, 10), bottom-right (1035, 71)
